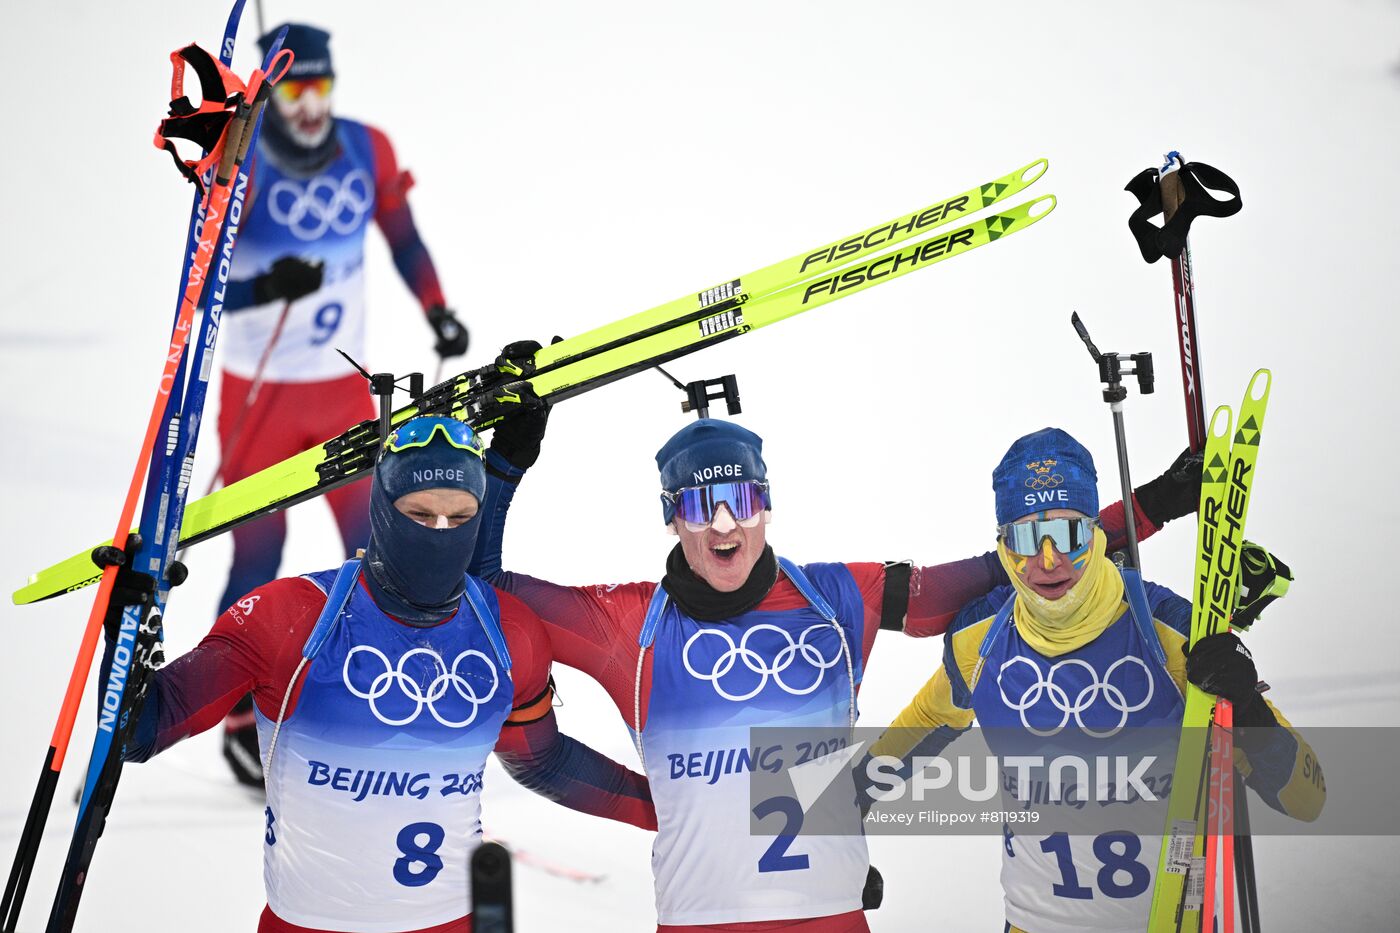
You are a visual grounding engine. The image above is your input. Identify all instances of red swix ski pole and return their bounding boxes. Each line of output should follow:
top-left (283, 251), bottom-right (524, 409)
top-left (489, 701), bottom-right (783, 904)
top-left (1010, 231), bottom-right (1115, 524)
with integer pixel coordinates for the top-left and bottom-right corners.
top-left (203, 298), bottom-right (292, 495)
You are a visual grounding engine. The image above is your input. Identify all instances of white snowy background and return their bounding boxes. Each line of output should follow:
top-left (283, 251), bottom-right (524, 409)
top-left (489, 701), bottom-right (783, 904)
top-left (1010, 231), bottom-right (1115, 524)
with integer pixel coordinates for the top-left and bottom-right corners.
top-left (3, 1), bottom-right (1398, 930)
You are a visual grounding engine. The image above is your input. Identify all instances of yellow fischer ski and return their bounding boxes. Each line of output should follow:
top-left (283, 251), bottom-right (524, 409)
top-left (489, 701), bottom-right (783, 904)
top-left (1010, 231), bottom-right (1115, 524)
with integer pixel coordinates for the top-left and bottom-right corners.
top-left (1148, 369), bottom-right (1271, 932)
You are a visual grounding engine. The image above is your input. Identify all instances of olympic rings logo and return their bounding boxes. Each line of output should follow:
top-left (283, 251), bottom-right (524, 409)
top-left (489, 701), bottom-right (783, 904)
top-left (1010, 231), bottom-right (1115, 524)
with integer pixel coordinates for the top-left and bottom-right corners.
top-left (1024, 473), bottom-right (1065, 491)
top-left (267, 169), bottom-right (374, 241)
top-left (343, 644), bottom-right (499, 728)
top-left (682, 624), bottom-right (843, 702)
top-left (996, 655), bottom-right (1154, 738)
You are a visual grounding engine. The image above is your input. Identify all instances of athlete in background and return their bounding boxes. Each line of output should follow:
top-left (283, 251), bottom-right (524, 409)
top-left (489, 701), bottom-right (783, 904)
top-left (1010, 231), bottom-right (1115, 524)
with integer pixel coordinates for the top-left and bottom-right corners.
top-left (99, 417), bottom-right (654, 933)
top-left (873, 429), bottom-right (1323, 932)
top-left (467, 373), bottom-right (1202, 932)
top-left (217, 24), bottom-right (469, 786)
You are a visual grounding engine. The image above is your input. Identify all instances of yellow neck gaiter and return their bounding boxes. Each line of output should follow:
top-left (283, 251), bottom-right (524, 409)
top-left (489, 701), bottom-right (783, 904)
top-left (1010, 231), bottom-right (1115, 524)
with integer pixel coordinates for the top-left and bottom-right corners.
top-left (996, 527), bottom-right (1124, 658)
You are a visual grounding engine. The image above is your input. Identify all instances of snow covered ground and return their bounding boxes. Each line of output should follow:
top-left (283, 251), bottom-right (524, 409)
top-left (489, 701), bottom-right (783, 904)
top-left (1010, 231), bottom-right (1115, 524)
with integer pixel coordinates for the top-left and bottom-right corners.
top-left (3, 0), bottom-right (1399, 929)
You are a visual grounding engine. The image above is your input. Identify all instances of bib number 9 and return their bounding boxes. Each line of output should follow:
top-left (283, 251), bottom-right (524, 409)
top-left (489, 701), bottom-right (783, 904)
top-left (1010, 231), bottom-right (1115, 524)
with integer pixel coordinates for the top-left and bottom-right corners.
top-left (310, 301), bottom-right (344, 346)
top-left (394, 821), bottom-right (446, 887)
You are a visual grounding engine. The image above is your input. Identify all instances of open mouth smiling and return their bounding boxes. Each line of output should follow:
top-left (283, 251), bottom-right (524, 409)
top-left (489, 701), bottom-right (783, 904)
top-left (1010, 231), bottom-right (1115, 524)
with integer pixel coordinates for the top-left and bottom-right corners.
top-left (710, 541), bottom-right (740, 562)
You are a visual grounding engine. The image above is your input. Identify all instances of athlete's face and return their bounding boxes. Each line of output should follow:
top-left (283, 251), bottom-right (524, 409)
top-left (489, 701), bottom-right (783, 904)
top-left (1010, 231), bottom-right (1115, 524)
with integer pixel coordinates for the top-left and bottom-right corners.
top-left (394, 488), bottom-right (479, 529)
top-left (272, 77), bottom-right (334, 148)
top-left (673, 503), bottom-right (769, 593)
top-left (1008, 508), bottom-right (1089, 600)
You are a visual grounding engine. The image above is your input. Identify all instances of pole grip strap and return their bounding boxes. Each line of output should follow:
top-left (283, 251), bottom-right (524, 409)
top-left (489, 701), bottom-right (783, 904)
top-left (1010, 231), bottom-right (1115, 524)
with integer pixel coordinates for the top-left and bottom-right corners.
top-left (1125, 159), bottom-right (1242, 263)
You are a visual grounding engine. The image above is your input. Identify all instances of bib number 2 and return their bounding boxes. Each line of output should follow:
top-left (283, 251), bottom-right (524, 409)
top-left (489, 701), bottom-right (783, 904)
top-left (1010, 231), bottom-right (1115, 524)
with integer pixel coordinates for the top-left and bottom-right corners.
top-left (394, 821), bottom-right (446, 887)
top-left (753, 796), bottom-right (810, 873)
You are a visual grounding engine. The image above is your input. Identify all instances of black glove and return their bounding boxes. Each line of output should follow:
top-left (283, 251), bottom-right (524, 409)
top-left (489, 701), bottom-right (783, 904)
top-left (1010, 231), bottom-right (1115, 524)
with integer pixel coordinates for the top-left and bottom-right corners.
top-left (1184, 632), bottom-right (1277, 728)
top-left (92, 543), bottom-right (187, 642)
top-left (1233, 541), bottom-right (1293, 629)
top-left (427, 305), bottom-right (470, 358)
top-left (488, 340), bottom-right (551, 470)
top-left (223, 694), bottom-right (266, 790)
top-left (92, 544), bottom-right (157, 642)
top-left (252, 256), bottom-right (323, 304)
top-left (1135, 447), bottom-right (1204, 527)
top-left (862, 863), bottom-right (884, 911)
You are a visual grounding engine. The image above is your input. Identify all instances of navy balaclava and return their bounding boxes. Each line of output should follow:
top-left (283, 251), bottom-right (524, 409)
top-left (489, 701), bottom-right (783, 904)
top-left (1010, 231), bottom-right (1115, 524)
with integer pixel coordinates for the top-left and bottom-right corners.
top-left (362, 419), bottom-right (487, 625)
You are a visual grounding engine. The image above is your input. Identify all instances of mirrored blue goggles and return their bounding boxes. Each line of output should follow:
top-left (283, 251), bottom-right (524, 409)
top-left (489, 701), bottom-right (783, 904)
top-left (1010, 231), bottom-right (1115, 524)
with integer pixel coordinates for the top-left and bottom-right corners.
top-left (661, 481), bottom-right (771, 528)
top-left (999, 516), bottom-right (1096, 557)
top-left (384, 416), bottom-right (484, 457)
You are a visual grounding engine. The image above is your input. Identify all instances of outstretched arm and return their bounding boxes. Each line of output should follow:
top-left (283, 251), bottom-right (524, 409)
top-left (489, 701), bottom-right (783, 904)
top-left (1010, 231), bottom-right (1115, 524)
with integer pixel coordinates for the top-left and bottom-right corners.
top-left (889, 450), bottom-right (1201, 637)
top-left (471, 399), bottom-right (659, 678)
top-left (97, 577), bottom-right (320, 762)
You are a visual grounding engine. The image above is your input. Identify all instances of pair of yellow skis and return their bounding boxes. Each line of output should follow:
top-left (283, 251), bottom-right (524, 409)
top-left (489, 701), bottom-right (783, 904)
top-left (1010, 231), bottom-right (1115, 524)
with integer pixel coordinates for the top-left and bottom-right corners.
top-left (16, 159), bottom-right (1057, 605)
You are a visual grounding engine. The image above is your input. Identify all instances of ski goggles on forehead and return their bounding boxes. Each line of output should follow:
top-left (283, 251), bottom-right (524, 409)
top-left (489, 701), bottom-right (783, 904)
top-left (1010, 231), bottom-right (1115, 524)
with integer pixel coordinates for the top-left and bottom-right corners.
top-left (999, 516), bottom-right (1097, 557)
top-left (661, 481), bottom-right (770, 529)
top-left (273, 76), bottom-right (333, 102)
top-left (384, 417), bottom-right (484, 457)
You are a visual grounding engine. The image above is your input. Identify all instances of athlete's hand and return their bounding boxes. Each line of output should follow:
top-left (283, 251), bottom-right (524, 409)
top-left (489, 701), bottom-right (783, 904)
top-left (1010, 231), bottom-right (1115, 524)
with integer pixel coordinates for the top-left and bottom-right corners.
top-left (252, 256), bottom-right (324, 304)
top-left (862, 864), bottom-right (884, 911)
top-left (489, 339), bottom-right (554, 470)
top-left (1135, 446), bottom-right (1204, 527)
top-left (1184, 632), bottom-right (1277, 727)
top-left (90, 540), bottom-right (184, 642)
top-left (428, 305), bottom-right (469, 358)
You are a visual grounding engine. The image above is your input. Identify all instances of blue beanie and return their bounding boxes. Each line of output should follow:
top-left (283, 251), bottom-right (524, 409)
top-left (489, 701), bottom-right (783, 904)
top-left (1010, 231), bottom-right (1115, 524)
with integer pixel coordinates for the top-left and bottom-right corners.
top-left (992, 427), bottom-right (1098, 526)
top-left (260, 23), bottom-right (334, 79)
top-left (656, 419), bottom-right (766, 523)
top-left (376, 419), bottom-right (486, 504)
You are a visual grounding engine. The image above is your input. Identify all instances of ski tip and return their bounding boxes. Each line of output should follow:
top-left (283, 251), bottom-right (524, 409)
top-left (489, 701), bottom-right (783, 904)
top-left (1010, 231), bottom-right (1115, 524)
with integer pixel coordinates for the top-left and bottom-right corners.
top-left (1026, 193), bottom-right (1057, 220)
top-left (1018, 158), bottom-right (1050, 187)
top-left (13, 573), bottom-right (41, 604)
top-left (1246, 368), bottom-right (1272, 402)
top-left (1209, 404), bottom-right (1233, 440)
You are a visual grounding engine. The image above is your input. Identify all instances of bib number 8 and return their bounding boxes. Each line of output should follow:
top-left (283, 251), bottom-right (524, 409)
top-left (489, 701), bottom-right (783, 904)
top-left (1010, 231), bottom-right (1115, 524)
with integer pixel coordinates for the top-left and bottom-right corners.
top-left (394, 821), bottom-right (446, 887)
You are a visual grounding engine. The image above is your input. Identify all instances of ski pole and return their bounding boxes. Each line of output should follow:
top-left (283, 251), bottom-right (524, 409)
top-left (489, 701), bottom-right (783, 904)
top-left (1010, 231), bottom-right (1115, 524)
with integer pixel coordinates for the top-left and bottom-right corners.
top-left (1070, 312), bottom-right (1153, 569)
top-left (202, 299), bottom-right (292, 496)
top-left (42, 38), bottom-right (292, 933)
top-left (0, 6), bottom-right (255, 924)
top-left (1138, 151), bottom-right (1258, 933)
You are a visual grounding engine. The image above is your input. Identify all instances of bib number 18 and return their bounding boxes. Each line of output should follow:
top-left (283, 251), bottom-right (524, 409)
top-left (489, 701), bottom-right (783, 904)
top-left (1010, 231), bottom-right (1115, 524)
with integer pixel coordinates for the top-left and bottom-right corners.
top-left (1039, 831), bottom-right (1150, 900)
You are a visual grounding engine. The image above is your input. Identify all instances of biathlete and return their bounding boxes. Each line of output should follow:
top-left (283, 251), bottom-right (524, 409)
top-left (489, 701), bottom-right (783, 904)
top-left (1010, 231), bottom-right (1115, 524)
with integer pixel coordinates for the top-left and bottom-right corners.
top-left (215, 24), bottom-right (470, 786)
top-left (873, 428), bottom-right (1324, 932)
top-left (100, 416), bottom-right (654, 932)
